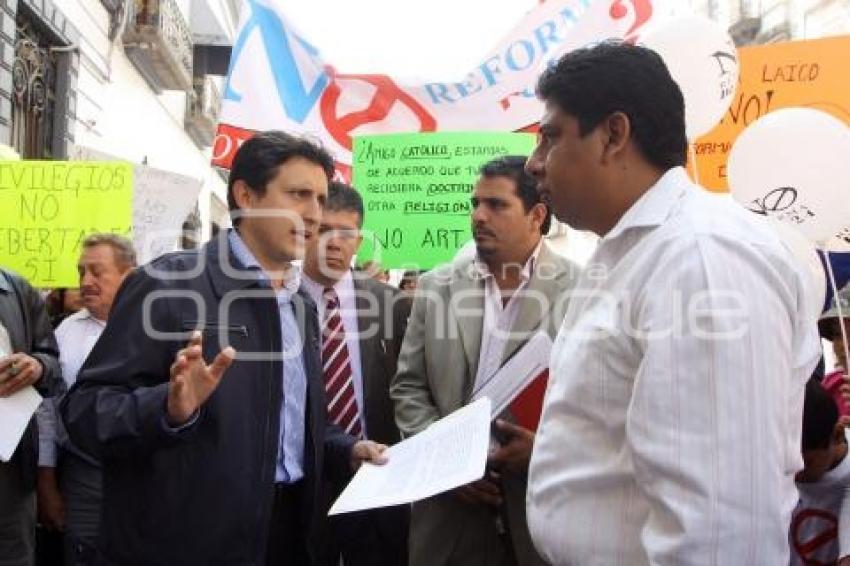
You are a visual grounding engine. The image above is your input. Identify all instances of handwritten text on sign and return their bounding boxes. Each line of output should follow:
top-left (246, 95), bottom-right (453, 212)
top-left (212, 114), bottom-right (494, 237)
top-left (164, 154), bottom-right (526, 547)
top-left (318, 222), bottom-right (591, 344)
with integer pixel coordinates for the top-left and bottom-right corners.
top-left (692, 35), bottom-right (850, 191)
top-left (353, 132), bottom-right (535, 269)
top-left (0, 161), bottom-right (133, 287)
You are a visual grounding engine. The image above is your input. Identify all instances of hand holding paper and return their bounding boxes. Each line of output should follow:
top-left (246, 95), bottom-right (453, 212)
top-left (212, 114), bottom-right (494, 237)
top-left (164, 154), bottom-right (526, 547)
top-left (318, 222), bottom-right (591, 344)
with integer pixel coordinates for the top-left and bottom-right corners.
top-left (350, 440), bottom-right (389, 471)
top-left (489, 419), bottom-right (535, 474)
top-left (0, 353), bottom-right (44, 397)
top-left (0, 327), bottom-right (44, 462)
top-left (329, 397), bottom-right (491, 515)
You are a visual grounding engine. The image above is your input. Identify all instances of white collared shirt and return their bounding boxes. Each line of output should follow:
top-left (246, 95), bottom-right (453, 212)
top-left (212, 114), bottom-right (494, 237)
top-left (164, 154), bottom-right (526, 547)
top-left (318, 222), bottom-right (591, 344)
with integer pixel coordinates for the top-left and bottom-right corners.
top-left (228, 229), bottom-right (307, 483)
top-left (472, 241), bottom-right (542, 392)
top-left (302, 271), bottom-right (367, 437)
top-left (55, 309), bottom-right (106, 389)
top-left (0, 321), bottom-right (11, 356)
top-left (37, 308), bottom-right (105, 466)
top-left (527, 167), bottom-right (821, 565)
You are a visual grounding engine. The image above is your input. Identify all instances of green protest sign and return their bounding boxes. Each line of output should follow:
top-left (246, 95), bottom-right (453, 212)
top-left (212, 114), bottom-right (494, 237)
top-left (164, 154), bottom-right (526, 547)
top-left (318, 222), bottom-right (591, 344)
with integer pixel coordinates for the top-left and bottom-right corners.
top-left (353, 132), bottom-right (536, 269)
top-left (0, 161), bottom-right (133, 287)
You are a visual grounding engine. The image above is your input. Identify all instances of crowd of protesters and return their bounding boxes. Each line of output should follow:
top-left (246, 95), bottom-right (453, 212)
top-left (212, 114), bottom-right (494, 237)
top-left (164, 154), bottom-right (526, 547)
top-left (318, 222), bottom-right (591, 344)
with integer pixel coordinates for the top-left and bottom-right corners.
top-left (1, 42), bottom-right (846, 566)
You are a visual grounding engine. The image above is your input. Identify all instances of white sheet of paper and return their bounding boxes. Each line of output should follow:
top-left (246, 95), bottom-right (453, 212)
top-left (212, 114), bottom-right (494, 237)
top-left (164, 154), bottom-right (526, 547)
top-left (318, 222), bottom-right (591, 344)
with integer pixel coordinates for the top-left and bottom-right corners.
top-left (471, 332), bottom-right (553, 419)
top-left (329, 397), bottom-right (491, 515)
top-left (132, 166), bottom-right (203, 264)
top-left (0, 386), bottom-right (42, 462)
top-left (0, 323), bottom-right (10, 356)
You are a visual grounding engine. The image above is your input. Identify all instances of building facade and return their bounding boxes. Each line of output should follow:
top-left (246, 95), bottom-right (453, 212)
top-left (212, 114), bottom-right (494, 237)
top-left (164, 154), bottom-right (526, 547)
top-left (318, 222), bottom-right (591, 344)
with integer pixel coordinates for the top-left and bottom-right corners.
top-left (686, 0), bottom-right (850, 44)
top-left (0, 0), bottom-right (236, 252)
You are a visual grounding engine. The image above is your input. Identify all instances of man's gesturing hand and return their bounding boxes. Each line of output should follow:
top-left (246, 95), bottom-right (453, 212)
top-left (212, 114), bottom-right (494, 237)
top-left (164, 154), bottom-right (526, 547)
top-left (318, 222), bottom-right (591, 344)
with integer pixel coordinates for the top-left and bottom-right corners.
top-left (167, 331), bottom-right (235, 426)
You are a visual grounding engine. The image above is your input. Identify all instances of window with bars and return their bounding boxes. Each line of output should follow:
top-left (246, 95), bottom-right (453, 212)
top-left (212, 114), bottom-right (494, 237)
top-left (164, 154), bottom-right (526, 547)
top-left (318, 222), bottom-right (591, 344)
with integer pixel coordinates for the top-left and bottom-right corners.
top-left (10, 12), bottom-right (58, 159)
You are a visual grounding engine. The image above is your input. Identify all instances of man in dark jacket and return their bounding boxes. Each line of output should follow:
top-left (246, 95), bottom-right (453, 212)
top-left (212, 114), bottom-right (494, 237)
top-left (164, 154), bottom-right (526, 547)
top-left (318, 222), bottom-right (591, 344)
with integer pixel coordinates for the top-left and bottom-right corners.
top-left (61, 131), bottom-right (386, 566)
top-left (0, 268), bottom-right (62, 566)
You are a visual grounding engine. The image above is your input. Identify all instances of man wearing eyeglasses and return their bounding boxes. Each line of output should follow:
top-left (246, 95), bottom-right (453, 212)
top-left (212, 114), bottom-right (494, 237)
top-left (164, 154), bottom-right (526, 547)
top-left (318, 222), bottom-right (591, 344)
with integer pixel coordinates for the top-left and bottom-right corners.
top-left (301, 181), bottom-right (411, 566)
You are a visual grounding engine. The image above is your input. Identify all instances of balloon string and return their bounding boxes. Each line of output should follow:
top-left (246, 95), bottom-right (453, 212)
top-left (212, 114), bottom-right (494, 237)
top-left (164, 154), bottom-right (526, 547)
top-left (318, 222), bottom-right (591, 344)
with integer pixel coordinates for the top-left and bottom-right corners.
top-left (824, 248), bottom-right (850, 372)
top-left (689, 142), bottom-right (700, 186)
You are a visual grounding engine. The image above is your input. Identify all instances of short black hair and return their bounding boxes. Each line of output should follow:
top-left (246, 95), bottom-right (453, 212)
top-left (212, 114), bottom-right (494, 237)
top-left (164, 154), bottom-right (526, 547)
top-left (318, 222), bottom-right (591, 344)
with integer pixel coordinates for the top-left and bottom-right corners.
top-left (802, 378), bottom-right (840, 452)
top-left (399, 270), bottom-right (421, 291)
top-left (536, 41), bottom-right (687, 170)
top-left (227, 131), bottom-right (335, 226)
top-left (326, 181), bottom-right (365, 227)
top-left (479, 155), bottom-right (552, 235)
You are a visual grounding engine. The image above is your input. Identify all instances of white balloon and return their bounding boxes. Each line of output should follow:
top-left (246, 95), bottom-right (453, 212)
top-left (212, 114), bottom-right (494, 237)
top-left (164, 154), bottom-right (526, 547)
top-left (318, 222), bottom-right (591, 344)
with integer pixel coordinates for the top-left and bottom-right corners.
top-left (728, 107), bottom-right (850, 242)
top-left (642, 16), bottom-right (739, 140)
top-left (768, 219), bottom-right (827, 322)
top-left (822, 224), bottom-right (850, 252)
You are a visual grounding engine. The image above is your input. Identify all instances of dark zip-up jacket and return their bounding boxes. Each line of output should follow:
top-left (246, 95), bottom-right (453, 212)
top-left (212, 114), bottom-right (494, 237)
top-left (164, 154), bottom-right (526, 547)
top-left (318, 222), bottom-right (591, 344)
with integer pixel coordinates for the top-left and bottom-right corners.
top-left (0, 268), bottom-right (62, 490)
top-left (61, 235), bottom-right (355, 565)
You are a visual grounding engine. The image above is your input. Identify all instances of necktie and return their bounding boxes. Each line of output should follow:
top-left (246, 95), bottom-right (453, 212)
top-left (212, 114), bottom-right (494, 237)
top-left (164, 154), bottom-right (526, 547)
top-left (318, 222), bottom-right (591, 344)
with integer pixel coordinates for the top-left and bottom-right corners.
top-left (321, 287), bottom-right (362, 437)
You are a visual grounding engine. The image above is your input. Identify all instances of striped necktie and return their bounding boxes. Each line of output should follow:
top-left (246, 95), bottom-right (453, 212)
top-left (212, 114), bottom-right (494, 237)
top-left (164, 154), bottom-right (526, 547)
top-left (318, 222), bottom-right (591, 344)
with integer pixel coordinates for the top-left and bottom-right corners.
top-left (321, 287), bottom-right (362, 437)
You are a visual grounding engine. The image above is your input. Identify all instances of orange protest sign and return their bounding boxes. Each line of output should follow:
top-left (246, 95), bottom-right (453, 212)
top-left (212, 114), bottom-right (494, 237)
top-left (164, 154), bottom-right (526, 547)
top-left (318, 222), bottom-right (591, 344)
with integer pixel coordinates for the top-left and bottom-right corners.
top-left (691, 35), bottom-right (850, 192)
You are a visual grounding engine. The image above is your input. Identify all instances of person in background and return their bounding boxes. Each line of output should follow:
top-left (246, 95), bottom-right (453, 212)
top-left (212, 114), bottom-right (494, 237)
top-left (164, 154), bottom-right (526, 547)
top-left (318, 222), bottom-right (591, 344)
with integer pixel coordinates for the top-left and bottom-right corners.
top-left (398, 271), bottom-right (420, 295)
top-left (792, 378), bottom-right (850, 565)
top-left (0, 267), bottom-right (62, 566)
top-left (302, 181), bottom-right (410, 566)
top-left (36, 234), bottom-right (137, 565)
top-left (821, 285), bottom-right (850, 416)
top-left (37, 287), bottom-right (82, 563)
top-left (397, 270), bottom-right (421, 312)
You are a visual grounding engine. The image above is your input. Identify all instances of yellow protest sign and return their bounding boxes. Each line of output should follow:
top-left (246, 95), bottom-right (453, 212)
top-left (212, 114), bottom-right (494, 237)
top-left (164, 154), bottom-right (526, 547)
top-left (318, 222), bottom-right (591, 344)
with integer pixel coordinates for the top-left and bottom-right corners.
top-left (692, 35), bottom-right (850, 191)
top-left (0, 161), bottom-right (133, 287)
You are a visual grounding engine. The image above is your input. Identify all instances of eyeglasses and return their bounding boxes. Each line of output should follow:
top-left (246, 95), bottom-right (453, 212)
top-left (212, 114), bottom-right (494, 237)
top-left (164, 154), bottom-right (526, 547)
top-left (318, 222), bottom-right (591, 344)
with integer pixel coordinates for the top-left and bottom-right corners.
top-left (317, 227), bottom-right (360, 240)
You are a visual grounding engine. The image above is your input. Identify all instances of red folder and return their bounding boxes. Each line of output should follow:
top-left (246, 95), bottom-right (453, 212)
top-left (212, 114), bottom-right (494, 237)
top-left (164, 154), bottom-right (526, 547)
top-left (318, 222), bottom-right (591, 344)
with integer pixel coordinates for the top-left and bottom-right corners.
top-left (508, 369), bottom-right (548, 432)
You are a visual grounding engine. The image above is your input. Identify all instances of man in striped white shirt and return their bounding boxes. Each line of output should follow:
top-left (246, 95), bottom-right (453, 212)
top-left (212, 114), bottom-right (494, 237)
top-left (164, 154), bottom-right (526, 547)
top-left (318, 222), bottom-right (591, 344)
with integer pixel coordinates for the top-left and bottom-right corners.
top-left (524, 42), bottom-right (821, 565)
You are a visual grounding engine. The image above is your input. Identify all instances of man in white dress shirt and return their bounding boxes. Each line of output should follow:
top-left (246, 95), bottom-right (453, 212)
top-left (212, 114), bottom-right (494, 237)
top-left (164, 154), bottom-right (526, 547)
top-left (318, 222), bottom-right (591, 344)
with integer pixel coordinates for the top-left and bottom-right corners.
top-left (524, 42), bottom-right (821, 565)
top-left (36, 233), bottom-right (136, 564)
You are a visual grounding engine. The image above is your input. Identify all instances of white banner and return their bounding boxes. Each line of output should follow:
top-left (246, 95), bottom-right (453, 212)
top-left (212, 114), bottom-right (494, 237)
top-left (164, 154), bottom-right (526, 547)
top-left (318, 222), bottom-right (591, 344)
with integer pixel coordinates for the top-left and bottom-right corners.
top-left (213, 0), bottom-right (658, 175)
